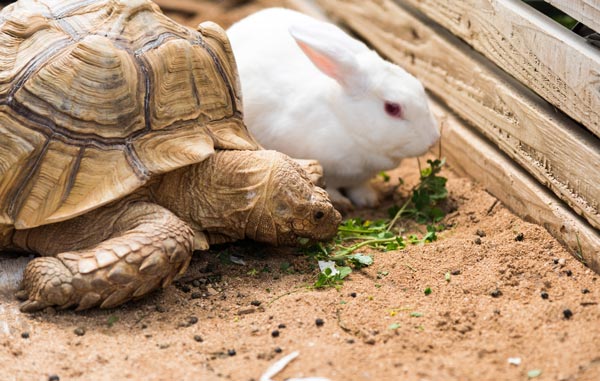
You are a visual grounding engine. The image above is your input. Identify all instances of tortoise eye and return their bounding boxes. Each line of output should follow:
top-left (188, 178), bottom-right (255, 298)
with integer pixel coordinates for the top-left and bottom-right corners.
top-left (384, 102), bottom-right (403, 118)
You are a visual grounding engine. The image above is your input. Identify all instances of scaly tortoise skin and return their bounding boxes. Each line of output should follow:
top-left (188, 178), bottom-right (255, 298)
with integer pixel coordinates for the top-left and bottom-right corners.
top-left (0, 0), bottom-right (341, 312)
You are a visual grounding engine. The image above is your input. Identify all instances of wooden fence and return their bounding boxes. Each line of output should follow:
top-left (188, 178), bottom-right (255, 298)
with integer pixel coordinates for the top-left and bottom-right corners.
top-left (314, 0), bottom-right (600, 271)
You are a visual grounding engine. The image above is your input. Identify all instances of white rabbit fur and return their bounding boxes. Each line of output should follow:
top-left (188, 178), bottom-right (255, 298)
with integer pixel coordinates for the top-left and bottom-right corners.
top-left (227, 8), bottom-right (440, 208)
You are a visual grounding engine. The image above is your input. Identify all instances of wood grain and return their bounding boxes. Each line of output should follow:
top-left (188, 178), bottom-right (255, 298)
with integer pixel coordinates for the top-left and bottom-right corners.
top-left (431, 99), bottom-right (600, 273)
top-left (392, 0), bottom-right (600, 139)
top-left (316, 0), bottom-right (600, 231)
top-left (545, 0), bottom-right (600, 33)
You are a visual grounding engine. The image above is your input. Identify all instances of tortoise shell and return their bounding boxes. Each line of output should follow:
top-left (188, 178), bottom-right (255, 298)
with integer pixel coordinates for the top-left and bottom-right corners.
top-left (0, 0), bottom-right (258, 229)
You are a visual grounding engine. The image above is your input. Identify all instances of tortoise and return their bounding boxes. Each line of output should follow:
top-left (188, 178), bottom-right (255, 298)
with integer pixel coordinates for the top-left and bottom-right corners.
top-left (0, 0), bottom-right (341, 312)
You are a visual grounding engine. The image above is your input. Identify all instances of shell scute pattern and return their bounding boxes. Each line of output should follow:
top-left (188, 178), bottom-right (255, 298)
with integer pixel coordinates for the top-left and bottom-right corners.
top-left (0, 0), bottom-right (256, 229)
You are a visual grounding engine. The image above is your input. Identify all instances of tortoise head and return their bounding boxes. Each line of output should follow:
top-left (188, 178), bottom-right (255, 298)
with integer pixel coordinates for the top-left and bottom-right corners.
top-left (243, 151), bottom-right (341, 246)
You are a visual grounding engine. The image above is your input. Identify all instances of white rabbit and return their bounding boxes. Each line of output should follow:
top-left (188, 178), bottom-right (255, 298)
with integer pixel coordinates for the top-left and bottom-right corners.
top-left (227, 8), bottom-right (440, 208)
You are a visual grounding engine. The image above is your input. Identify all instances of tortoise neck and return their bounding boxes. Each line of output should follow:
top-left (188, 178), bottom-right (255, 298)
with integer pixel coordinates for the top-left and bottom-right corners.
top-left (151, 151), bottom-right (269, 244)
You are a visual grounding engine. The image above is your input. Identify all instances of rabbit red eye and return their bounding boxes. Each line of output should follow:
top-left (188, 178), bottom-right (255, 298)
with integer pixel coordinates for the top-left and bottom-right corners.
top-left (384, 102), bottom-right (403, 118)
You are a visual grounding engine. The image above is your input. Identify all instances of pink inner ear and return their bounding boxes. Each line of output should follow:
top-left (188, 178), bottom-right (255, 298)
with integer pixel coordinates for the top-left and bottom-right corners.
top-left (296, 40), bottom-right (340, 81)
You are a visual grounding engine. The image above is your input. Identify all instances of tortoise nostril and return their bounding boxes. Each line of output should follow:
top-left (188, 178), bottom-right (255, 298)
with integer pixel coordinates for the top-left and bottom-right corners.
top-left (314, 211), bottom-right (325, 220)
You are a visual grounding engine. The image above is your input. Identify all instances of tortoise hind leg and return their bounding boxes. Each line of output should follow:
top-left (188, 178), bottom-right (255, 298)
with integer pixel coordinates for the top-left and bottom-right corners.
top-left (14, 202), bottom-right (195, 312)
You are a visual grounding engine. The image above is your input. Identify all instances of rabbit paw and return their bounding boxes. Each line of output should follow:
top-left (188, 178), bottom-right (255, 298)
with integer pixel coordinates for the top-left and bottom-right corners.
top-left (346, 183), bottom-right (380, 208)
top-left (327, 188), bottom-right (354, 213)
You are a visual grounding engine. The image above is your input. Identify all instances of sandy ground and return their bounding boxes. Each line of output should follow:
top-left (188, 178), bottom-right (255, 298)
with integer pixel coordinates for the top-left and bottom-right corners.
top-left (1, 1), bottom-right (599, 381)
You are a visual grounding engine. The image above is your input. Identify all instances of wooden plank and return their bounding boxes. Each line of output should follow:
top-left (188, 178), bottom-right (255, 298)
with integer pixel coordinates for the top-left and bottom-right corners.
top-left (545, 0), bottom-right (600, 33)
top-left (431, 99), bottom-right (600, 273)
top-left (388, 0), bottom-right (600, 139)
top-left (316, 0), bottom-right (600, 230)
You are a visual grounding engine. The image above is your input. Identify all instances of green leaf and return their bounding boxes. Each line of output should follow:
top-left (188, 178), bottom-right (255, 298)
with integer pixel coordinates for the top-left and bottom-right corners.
top-left (379, 171), bottom-right (391, 182)
top-left (527, 370), bottom-right (542, 378)
top-left (107, 315), bottom-right (119, 327)
top-left (347, 253), bottom-right (374, 268)
top-left (445, 272), bottom-right (451, 282)
top-left (424, 287), bottom-right (432, 295)
top-left (388, 323), bottom-right (401, 330)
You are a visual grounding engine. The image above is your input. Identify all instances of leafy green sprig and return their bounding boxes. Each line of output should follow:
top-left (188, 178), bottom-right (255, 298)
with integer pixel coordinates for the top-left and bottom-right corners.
top-left (308, 158), bottom-right (448, 288)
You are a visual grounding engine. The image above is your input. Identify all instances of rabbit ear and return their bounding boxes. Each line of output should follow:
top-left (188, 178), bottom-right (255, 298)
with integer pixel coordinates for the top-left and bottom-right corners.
top-left (289, 22), bottom-right (368, 93)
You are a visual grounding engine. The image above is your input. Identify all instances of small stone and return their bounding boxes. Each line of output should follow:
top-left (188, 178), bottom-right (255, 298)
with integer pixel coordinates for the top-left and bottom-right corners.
top-left (192, 280), bottom-right (201, 288)
top-left (540, 292), bottom-right (549, 300)
top-left (207, 287), bottom-right (218, 296)
top-left (515, 233), bottom-right (524, 241)
top-left (188, 316), bottom-right (198, 325)
top-left (350, 292), bottom-right (357, 298)
top-left (474, 237), bottom-right (482, 245)
top-left (582, 289), bottom-right (591, 294)
top-left (74, 327), bottom-right (86, 336)
top-left (558, 258), bottom-right (566, 266)
top-left (277, 323), bottom-right (286, 329)
top-left (180, 285), bottom-right (191, 293)
top-left (227, 349), bottom-right (236, 356)
top-left (564, 270), bottom-right (572, 277)
top-left (451, 269), bottom-right (461, 276)
top-left (21, 332), bottom-right (29, 339)
top-left (271, 330), bottom-right (280, 338)
top-left (490, 289), bottom-right (502, 298)
top-left (155, 305), bottom-right (166, 313)
top-left (476, 229), bottom-right (486, 237)
top-left (48, 376), bottom-right (60, 381)
top-left (364, 338), bottom-right (376, 345)
top-left (250, 300), bottom-right (261, 307)
top-left (191, 292), bottom-right (202, 299)
top-left (315, 318), bottom-right (324, 327)
top-left (346, 339), bottom-right (355, 344)
top-left (563, 309), bottom-right (573, 319)
top-left (553, 258), bottom-right (559, 265)
top-left (159, 343), bottom-right (169, 349)
top-left (193, 335), bottom-right (203, 342)
top-left (274, 347), bottom-right (282, 353)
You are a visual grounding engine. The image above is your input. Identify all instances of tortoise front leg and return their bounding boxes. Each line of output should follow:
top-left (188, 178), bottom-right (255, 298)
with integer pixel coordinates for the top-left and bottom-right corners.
top-left (13, 201), bottom-right (195, 312)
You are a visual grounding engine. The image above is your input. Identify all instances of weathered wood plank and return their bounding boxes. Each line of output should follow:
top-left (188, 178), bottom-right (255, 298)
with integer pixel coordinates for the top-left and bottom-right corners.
top-left (316, 0), bottom-right (600, 230)
top-left (545, 0), bottom-right (600, 33)
top-left (431, 99), bottom-right (600, 273)
top-left (390, 0), bottom-right (600, 139)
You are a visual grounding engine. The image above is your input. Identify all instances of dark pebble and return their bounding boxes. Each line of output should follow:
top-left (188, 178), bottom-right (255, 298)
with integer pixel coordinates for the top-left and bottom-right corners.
top-left (582, 289), bottom-right (591, 294)
top-left (553, 258), bottom-right (559, 264)
top-left (250, 300), bottom-right (261, 307)
top-left (346, 338), bottom-right (355, 344)
top-left (277, 323), bottom-right (286, 329)
top-left (192, 280), bottom-right (201, 288)
top-left (180, 285), bottom-right (191, 293)
top-left (490, 289), bottom-right (502, 298)
top-left (155, 305), bottom-right (166, 313)
top-left (21, 332), bottom-right (29, 339)
top-left (540, 292), bottom-right (549, 300)
top-left (228, 349), bottom-right (236, 356)
top-left (515, 233), bottom-right (524, 241)
top-left (74, 327), bottom-right (86, 336)
top-left (191, 292), bottom-right (202, 299)
top-left (193, 335), bottom-right (203, 342)
top-left (474, 237), bottom-right (482, 245)
top-left (188, 316), bottom-right (198, 325)
top-left (350, 292), bottom-right (357, 298)
top-left (563, 309), bottom-right (573, 319)
top-left (315, 318), bottom-right (324, 327)
top-left (565, 270), bottom-right (573, 277)
top-left (271, 330), bottom-right (280, 338)
top-left (48, 376), bottom-right (60, 381)
top-left (451, 269), bottom-right (461, 275)
top-left (274, 347), bottom-right (282, 353)
top-left (476, 229), bottom-right (486, 237)
top-left (364, 338), bottom-right (376, 345)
